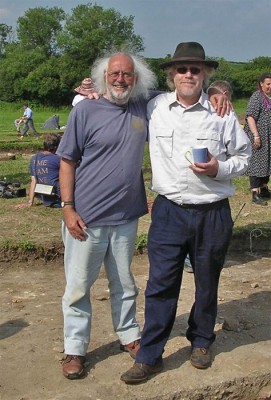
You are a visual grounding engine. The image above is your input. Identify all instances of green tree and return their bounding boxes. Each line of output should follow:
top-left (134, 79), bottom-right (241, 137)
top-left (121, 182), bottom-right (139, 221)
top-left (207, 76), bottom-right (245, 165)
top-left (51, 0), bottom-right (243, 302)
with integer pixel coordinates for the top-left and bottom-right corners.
top-left (20, 57), bottom-right (74, 105)
top-left (0, 3), bottom-right (145, 104)
top-left (207, 58), bottom-right (237, 96)
top-left (57, 3), bottom-right (144, 79)
top-left (244, 56), bottom-right (271, 71)
top-left (231, 69), bottom-right (263, 98)
top-left (145, 58), bottom-right (168, 91)
top-left (0, 23), bottom-right (13, 57)
top-left (0, 43), bottom-right (47, 102)
top-left (17, 7), bottom-right (65, 57)
top-left (209, 58), bottom-right (234, 81)
top-left (231, 57), bottom-right (271, 97)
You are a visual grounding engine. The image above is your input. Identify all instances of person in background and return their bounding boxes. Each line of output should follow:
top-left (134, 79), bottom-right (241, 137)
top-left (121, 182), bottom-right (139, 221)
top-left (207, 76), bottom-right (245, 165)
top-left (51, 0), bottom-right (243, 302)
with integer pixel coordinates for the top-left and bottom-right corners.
top-left (18, 103), bottom-right (39, 139)
top-left (16, 133), bottom-right (62, 208)
top-left (244, 73), bottom-right (271, 206)
top-left (14, 116), bottom-right (27, 133)
top-left (208, 80), bottom-right (233, 100)
top-left (121, 42), bottom-right (251, 384)
top-left (72, 77), bottom-right (95, 106)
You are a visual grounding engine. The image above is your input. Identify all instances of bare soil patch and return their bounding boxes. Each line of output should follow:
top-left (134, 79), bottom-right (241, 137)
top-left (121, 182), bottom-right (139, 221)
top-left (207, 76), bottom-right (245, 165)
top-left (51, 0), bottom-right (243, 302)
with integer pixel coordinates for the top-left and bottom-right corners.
top-left (0, 252), bottom-right (270, 400)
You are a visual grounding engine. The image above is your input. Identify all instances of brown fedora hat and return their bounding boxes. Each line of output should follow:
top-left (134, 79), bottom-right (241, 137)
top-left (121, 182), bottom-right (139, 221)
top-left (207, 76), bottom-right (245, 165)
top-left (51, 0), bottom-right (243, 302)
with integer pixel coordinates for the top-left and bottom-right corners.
top-left (160, 42), bottom-right (219, 69)
top-left (74, 77), bottom-right (94, 95)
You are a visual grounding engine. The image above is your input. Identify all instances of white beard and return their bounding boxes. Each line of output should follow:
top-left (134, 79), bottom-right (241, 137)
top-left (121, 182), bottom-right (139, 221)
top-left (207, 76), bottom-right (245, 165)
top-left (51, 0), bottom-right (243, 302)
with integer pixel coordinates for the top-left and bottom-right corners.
top-left (106, 81), bottom-right (135, 104)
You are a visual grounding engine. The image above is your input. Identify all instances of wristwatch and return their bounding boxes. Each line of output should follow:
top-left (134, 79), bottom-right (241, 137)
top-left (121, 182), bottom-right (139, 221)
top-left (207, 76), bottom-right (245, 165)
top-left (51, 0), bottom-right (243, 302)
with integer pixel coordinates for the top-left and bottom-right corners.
top-left (61, 201), bottom-right (74, 208)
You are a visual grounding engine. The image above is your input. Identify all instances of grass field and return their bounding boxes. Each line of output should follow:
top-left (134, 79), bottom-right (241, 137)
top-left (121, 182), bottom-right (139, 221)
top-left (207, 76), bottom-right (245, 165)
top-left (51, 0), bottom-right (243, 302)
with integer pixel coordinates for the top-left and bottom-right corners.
top-left (0, 102), bottom-right (70, 155)
top-left (0, 101), bottom-right (70, 134)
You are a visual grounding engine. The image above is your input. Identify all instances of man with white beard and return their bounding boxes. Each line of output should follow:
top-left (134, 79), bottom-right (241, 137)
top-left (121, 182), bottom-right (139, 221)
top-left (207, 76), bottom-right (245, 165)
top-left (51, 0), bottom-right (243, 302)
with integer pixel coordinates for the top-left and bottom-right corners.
top-left (57, 52), bottom-right (157, 379)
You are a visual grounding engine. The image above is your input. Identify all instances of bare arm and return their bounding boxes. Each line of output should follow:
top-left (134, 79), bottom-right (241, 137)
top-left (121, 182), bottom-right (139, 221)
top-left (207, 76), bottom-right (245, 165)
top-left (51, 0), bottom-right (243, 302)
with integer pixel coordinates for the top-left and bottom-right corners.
top-left (60, 158), bottom-right (87, 240)
top-left (59, 158), bottom-right (76, 203)
top-left (247, 116), bottom-right (261, 149)
top-left (15, 176), bottom-right (37, 209)
top-left (28, 176), bottom-right (37, 205)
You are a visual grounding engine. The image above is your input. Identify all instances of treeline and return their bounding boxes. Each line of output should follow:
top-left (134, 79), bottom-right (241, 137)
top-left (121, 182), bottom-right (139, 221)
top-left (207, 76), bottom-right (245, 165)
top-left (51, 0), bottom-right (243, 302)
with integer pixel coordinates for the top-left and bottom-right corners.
top-left (0, 3), bottom-right (270, 106)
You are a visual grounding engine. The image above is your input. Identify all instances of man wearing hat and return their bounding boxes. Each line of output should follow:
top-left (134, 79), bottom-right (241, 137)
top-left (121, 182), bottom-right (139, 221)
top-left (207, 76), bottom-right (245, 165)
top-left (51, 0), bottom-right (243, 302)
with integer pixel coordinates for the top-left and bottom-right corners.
top-left (72, 77), bottom-right (95, 106)
top-left (121, 42), bottom-right (251, 384)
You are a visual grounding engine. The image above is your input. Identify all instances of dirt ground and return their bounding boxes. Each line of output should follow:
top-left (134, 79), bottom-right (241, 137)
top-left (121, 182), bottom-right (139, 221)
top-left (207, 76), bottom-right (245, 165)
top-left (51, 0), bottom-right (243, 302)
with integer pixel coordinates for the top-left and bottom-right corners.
top-left (0, 251), bottom-right (270, 400)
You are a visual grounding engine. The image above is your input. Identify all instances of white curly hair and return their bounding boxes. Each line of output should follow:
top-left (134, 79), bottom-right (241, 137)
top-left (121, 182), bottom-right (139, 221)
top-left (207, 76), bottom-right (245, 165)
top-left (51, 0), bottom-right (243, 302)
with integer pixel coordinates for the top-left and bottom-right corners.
top-left (91, 52), bottom-right (157, 100)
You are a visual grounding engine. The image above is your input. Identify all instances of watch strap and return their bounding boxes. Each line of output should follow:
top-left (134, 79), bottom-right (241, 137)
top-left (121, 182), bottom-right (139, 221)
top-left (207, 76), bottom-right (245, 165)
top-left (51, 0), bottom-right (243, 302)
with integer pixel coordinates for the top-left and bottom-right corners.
top-left (61, 201), bottom-right (74, 207)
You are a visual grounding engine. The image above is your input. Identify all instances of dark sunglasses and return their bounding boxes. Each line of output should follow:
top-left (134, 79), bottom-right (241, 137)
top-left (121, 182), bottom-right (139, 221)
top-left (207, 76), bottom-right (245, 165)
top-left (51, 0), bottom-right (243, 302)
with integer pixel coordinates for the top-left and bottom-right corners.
top-left (176, 66), bottom-right (202, 75)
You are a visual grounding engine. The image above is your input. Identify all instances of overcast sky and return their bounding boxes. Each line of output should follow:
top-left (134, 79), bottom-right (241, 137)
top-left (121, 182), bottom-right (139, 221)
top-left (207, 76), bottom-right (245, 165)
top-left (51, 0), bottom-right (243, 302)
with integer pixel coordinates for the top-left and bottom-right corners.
top-left (1, 0), bottom-right (270, 62)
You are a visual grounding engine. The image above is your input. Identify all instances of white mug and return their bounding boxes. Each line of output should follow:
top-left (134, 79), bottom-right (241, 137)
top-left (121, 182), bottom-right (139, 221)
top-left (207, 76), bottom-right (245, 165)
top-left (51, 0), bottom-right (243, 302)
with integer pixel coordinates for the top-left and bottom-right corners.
top-left (185, 147), bottom-right (208, 164)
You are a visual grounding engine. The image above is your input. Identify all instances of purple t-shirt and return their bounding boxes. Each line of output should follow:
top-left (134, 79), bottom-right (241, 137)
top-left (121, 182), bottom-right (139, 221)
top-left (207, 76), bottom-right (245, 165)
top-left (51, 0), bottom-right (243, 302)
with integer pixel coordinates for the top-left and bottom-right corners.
top-left (30, 152), bottom-right (60, 206)
top-left (56, 96), bottom-right (149, 227)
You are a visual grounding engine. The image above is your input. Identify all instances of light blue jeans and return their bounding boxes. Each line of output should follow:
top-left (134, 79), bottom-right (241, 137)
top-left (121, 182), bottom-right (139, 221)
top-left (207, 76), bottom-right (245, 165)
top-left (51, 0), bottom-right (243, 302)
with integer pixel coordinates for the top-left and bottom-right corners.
top-left (62, 220), bottom-right (141, 356)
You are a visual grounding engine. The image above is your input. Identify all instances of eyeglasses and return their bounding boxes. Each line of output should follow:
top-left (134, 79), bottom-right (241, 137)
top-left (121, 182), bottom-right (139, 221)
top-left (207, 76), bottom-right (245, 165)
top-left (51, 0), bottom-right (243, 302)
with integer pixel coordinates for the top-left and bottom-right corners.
top-left (107, 71), bottom-right (135, 79)
top-left (176, 66), bottom-right (202, 75)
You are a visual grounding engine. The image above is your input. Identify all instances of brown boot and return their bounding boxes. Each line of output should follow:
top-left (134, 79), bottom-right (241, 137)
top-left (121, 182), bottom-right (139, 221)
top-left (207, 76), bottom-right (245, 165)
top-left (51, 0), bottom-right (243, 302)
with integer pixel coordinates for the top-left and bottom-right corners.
top-left (121, 360), bottom-right (163, 384)
top-left (62, 355), bottom-right (86, 379)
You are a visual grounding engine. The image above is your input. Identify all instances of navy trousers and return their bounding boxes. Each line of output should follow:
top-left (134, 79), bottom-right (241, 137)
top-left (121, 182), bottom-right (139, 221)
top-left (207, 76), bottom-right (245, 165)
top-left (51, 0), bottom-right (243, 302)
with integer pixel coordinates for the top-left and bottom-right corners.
top-left (136, 195), bottom-right (233, 365)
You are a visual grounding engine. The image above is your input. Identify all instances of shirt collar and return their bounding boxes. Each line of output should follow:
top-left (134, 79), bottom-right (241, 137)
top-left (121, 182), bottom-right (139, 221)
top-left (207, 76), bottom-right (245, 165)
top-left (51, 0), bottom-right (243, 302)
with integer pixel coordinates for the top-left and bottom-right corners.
top-left (169, 90), bottom-right (210, 111)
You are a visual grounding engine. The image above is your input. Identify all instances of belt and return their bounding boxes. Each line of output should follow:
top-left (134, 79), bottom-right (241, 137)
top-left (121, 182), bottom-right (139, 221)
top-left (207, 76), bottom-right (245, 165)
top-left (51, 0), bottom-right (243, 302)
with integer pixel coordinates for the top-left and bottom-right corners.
top-left (160, 195), bottom-right (228, 211)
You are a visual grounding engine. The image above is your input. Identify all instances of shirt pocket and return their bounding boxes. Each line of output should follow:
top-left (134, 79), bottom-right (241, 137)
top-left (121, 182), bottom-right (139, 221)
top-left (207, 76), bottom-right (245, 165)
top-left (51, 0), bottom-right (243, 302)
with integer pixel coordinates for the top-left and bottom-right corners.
top-left (195, 129), bottom-right (223, 156)
top-left (154, 128), bottom-right (174, 158)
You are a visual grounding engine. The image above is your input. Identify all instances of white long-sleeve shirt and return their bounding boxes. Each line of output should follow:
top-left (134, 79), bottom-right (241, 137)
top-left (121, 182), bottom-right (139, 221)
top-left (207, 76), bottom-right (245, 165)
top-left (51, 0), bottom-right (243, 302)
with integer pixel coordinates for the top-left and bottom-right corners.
top-left (147, 90), bottom-right (251, 205)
